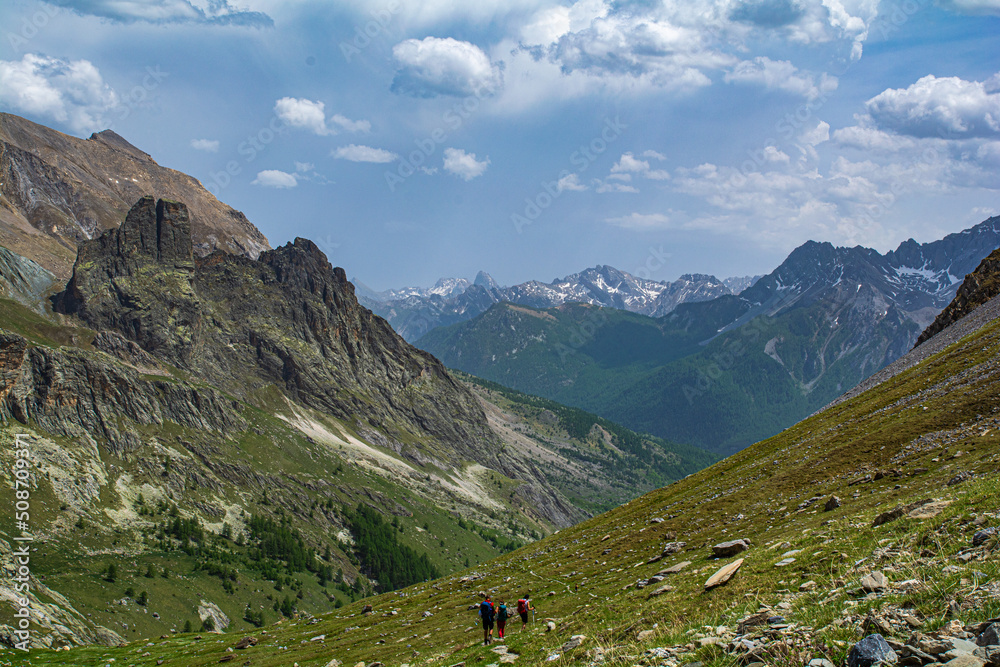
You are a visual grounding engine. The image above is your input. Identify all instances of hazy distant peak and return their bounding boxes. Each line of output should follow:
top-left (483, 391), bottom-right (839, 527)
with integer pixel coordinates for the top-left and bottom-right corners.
top-left (474, 271), bottom-right (500, 289)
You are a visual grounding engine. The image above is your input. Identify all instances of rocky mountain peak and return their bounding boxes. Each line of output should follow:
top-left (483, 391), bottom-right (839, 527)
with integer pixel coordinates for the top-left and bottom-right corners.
top-left (88, 129), bottom-right (153, 161)
top-left (262, 237), bottom-right (352, 295)
top-left (474, 270), bottom-right (499, 289)
top-left (0, 113), bottom-right (270, 279)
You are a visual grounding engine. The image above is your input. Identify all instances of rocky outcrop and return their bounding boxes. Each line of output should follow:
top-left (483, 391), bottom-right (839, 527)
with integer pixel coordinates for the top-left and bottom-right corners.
top-left (916, 243), bottom-right (1000, 347)
top-left (0, 245), bottom-right (56, 310)
top-left (52, 196), bottom-right (501, 468)
top-left (0, 328), bottom-right (245, 455)
top-left (0, 113), bottom-right (269, 279)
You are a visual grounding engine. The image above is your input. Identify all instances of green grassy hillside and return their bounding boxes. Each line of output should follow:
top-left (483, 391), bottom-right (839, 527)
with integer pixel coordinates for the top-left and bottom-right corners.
top-left (13, 272), bottom-right (999, 666)
top-left (458, 372), bottom-right (716, 514)
top-left (418, 296), bottom-right (917, 455)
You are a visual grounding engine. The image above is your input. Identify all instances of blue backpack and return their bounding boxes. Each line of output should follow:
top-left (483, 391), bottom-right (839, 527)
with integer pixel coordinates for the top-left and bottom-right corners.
top-left (479, 600), bottom-right (495, 622)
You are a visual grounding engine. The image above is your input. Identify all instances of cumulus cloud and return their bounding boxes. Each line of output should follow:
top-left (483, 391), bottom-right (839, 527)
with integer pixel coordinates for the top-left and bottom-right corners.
top-left (611, 152), bottom-right (650, 174)
top-left (44, 0), bottom-right (273, 26)
top-left (725, 57), bottom-right (837, 100)
top-left (294, 161), bottom-right (314, 172)
top-left (609, 152), bottom-right (670, 183)
top-left (507, 0), bottom-right (877, 101)
top-left (863, 73), bottom-right (1000, 139)
top-left (0, 53), bottom-right (119, 134)
top-left (190, 138), bottom-right (219, 152)
top-left (443, 147), bottom-right (490, 180)
top-left (391, 37), bottom-right (502, 98)
top-left (274, 97), bottom-right (369, 136)
top-left (548, 12), bottom-right (718, 88)
top-left (332, 144), bottom-right (398, 163)
top-left (275, 97), bottom-right (329, 134)
top-left (252, 170), bottom-right (298, 188)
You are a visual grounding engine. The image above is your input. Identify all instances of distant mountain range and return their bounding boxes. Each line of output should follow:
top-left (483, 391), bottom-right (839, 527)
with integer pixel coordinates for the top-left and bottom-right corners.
top-left (357, 266), bottom-right (761, 341)
top-left (418, 215), bottom-right (1000, 455)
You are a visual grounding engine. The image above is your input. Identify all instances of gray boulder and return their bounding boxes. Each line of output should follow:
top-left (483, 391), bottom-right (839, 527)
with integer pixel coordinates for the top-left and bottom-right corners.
top-left (847, 634), bottom-right (898, 667)
top-left (712, 539), bottom-right (750, 558)
top-left (977, 623), bottom-right (1000, 647)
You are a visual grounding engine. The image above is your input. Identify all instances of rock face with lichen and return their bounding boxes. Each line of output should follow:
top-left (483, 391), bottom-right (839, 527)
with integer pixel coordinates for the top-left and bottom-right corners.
top-left (52, 196), bottom-right (498, 468)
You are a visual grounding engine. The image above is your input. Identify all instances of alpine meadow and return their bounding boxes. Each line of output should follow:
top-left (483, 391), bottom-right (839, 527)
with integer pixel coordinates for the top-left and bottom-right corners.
top-left (0, 2), bottom-right (999, 667)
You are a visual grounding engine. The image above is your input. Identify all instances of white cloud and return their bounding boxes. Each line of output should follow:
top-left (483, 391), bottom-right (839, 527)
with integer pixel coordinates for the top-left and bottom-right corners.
top-left (274, 97), bottom-right (370, 136)
top-left (642, 150), bottom-right (667, 161)
top-left (190, 138), bottom-right (219, 152)
top-left (443, 147), bottom-right (490, 180)
top-left (294, 161), bottom-right (314, 172)
top-left (500, 0), bottom-right (877, 108)
top-left (832, 125), bottom-right (917, 152)
top-left (863, 73), bottom-right (1000, 139)
top-left (594, 179), bottom-right (638, 193)
top-left (44, 0), bottom-right (273, 26)
top-left (391, 37), bottom-right (502, 98)
top-left (611, 152), bottom-right (650, 174)
top-left (333, 144), bottom-right (398, 163)
top-left (608, 151), bottom-right (670, 185)
top-left (275, 97), bottom-right (330, 135)
top-left (762, 146), bottom-right (790, 163)
top-left (330, 114), bottom-right (371, 133)
top-left (0, 53), bottom-right (119, 134)
top-left (605, 212), bottom-right (671, 229)
top-left (557, 173), bottom-right (588, 191)
top-left (252, 170), bottom-right (298, 188)
top-left (725, 57), bottom-right (837, 100)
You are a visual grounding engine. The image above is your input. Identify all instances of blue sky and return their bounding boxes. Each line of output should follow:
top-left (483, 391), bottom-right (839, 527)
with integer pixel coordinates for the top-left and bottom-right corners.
top-left (1, 0), bottom-right (998, 290)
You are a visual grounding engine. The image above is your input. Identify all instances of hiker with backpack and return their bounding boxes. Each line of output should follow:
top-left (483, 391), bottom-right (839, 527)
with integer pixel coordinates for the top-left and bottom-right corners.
top-left (496, 599), bottom-right (509, 640)
top-left (516, 593), bottom-right (534, 630)
top-left (478, 595), bottom-right (496, 645)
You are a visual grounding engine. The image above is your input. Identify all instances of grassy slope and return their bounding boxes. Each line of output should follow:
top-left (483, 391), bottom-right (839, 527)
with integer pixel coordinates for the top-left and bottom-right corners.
top-left (0, 294), bottom-right (713, 654)
top-left (13, 284), bottom-right (1000, 666)
top-left (0, 297), bottom-right (551, 645)
top-left (457, 372), bottom-right (716, 514)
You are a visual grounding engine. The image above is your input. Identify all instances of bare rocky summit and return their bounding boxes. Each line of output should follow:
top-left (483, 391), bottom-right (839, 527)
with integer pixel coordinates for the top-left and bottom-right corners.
top-left (0, 113), bottom-right (269, 279)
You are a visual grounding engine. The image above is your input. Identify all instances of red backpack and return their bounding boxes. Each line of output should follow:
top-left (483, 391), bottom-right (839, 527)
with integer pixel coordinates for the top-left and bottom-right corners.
top-left (517, 598), bottom-right (528, 614)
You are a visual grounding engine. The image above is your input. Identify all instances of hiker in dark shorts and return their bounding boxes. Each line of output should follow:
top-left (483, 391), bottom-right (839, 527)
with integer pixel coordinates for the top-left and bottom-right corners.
top-left (496, 599), bottom-right (509, 640)
top-left (516, 593), bottom-right (534, 630)
top-left (479, 595), bottom-right (495, 645)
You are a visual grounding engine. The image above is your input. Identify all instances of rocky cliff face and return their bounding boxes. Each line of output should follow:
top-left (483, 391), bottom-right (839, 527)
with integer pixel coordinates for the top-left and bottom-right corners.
top-left (916, 242), bottom-right (1000, 346)
top-left (0, 113), bottom-right (269, 279)
top-left (52, 196), bottom-right (499, 469)
top-left (0, 329), bottom-right (246, 455)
